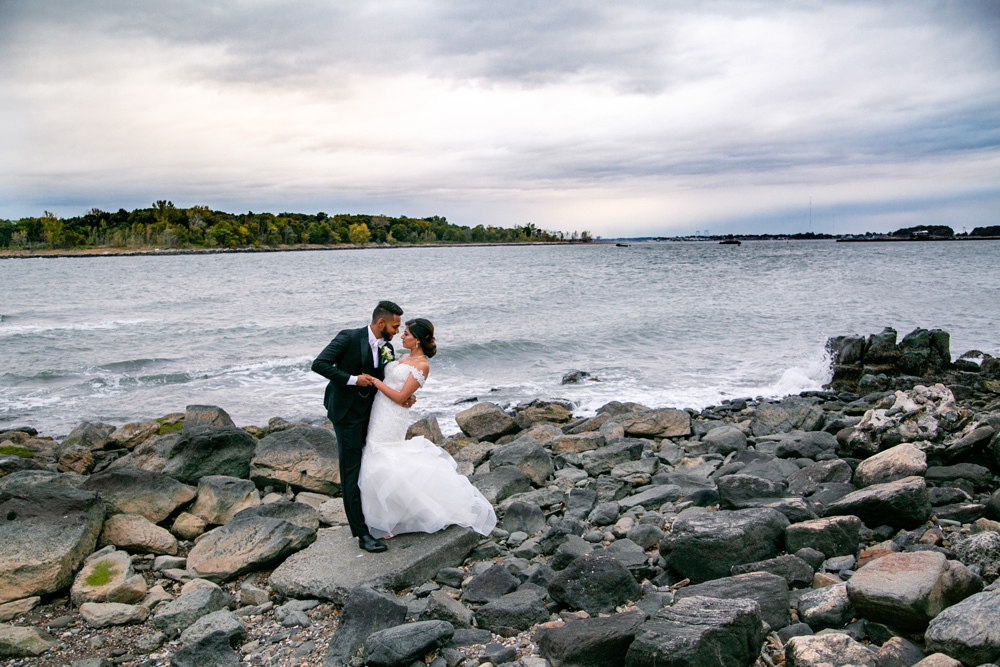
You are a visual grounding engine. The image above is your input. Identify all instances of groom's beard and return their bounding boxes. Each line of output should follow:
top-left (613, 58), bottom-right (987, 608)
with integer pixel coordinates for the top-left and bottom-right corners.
top-left (381, 331), bottom-right (394, 342)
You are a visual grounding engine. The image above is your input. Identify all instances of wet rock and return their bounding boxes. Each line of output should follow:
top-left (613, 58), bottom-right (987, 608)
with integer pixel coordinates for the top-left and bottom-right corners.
top-left (750, 397), bottom-right (825, 437)
top-left (847, 551), bottom-right (982, 630)
top-left (152, 586), bottom-right (231, 636)
top-left (797, 583), bottom-right (854, 630)
top-left (179, 609), bottom-right (246, 646)
top-left (364, 620), bottom-right (454, 667)
top-left (0, 481), bottom-right (105, 604)
top-left (785, 516), bottom-right (862, 559)
top-left (702, 425), bottom-right (747, 455)
top-left (663, 507), bottom-right (789, 583)
top-left (79, 467), bottom-right (197, 523)
top-left (943, 426), bottom-right (995, 462)
top-left (731, 554), bottom-right (814, 587)
top-left (324, 585), bottom-right (407, 667)
top-left (406, 416), bottom-right (445, 445)
top-left (271, 525), bottom-right (479, 604)
top-left (461, 564), bottom-right (519, 603)
top-left (475, 589), bottom-right (549, 634)
top-left (249, 425), bottom-right (341, 495)
top-left (0, 626), bottom-right (58, 658)
top-left (824, 476), bottom-right (931, 529)
top-left (925, 590), bottom-right (1000, 666)
top-left (490, 438), bottom-right (554, 486)
top-left (99, 513), bottom-right (178, 555)
top-left (785, 633), bottom-right (877, 667)
top-left (626, 595), bottom-right (765, 667)
top-left (170, 631), bottom-right (239, 667)
top-left (675, 571), bottom-right (790, 629)
top-left (612, 409), bottom-right (691, 439)
top-left (456, 403), bottom-right (520, 442)
top-left (470, 466), bottom-right (532, 504)
top-left (853, 443), bottom-right (927, 488)
top-left (762, 430), bottom-right (838, 459)
top-left (536, 609), bottom-right (645, 667)
top-left (548, 555), bottom-right (642, 614)
top-left (186, 512), bottom-right (316, 582)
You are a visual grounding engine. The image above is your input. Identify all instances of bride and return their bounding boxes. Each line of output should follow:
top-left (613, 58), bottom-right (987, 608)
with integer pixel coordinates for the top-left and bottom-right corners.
top-left (357, 318), bottom-right (497, 540)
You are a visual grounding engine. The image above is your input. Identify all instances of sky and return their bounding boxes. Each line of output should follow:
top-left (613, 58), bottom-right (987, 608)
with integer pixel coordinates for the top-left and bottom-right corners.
top-left (2, 1), bottom-right (999, 236)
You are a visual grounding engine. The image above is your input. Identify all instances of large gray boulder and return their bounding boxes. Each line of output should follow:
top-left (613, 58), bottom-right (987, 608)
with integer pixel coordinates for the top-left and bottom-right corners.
top-left (63, 421), bottom-right (116, 450)
top-left (925, 590), bottom-right (1000, 665)
top-left (716, 474), bottom-right (785, 509)
top-left (853, 443), bottom-right (927, 488)
top-left (152, 586), bottom-right (231, 636)
top-left (625, 595), bottom-right (765, 667)
top-left (785, 633), bottom-right (877, 667)
top-left (235, 501), bottom-right (321, 531)
top-left (183, 404), bottom-right (235, 429)
top-left (731, 554), bottom-right (815, 588)
top-left (455, 403), bottom-right (520, 442)
top-left (79, 467), bottom-right (196, 523)
top-left (674, 571), bottom-right (790, 630)
top-left (490, 438), bottom-right (554, 486)
top-left (0, 481), bottom-right (105, 604)
top-left (0, 625), bottom-right (57, 657)
top-left (824, 476), bottom-right (931, 529)
top-left (548, 555), bottom-right (642, 614)
top-left (662, 507), bottom-right (789, 583)
top-left (118, 425), bottom-right (258, 485)
top-left (186, 513), bottom-right (316, 582)
top-left (470, 465), bottom-right (531, 503)
top-left (581, 439), bottom-right (645, 477)
top-left (170, 631), bottom-right (239, 667)
top-left (797, 583), bottom-right (854, 630)
top-left (786, 460), bottom-right (853, 497)
top-left (271, 525), bottom-right (479, 605)
top-left (324, 585), bottom-right (407, 667)
top-left (612, 409), bottom-right (691, 439)
top-left (474, 590), bottom-right (549, 634)
top-left (190, 476), bottom-right (260, 526)
top-left (749, 397), bottom-right (824, 437)
top-left (701, 425), bottom-right (747, 455)
top-left (618, 484), bottom-right (682, 511)
top-left (848, 551), bottom-right (982, 631)
top-left (99, 513), bottom-right (178, 555)
top-left (537, 610), bottom-right (645, 667)
top-left (364, 620), bottom-right (454, 667)
top-left (250, 426), bottom-right (341, 495)
top-left (179, 609), bottom-right (246, 646)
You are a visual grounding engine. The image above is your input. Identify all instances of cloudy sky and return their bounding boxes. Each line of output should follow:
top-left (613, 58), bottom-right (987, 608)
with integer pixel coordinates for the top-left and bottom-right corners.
top-left (2, 1), bottom-right (998, 236)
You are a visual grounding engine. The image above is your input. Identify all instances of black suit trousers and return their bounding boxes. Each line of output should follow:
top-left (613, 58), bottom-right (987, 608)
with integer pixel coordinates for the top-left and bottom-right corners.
top-left (334, 393), bottom-right (375, 538)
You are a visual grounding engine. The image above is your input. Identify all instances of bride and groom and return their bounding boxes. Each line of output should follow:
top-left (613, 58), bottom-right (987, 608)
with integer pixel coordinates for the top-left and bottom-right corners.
top-left (312, 301), bottom-right (497, 553)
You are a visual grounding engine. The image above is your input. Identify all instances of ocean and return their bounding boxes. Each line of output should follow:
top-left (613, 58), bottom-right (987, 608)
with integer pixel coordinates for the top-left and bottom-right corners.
top-left (2, 240), bottom-right (998, 438)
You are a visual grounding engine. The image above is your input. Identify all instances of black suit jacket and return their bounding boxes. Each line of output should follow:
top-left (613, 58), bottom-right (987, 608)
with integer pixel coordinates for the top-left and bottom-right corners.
top-left (312, 326), bottom-right (393, 425)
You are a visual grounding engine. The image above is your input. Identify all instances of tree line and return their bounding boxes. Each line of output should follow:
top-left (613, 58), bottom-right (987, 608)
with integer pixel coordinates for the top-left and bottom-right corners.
top-left (0, 202), bottom-right (591, 250)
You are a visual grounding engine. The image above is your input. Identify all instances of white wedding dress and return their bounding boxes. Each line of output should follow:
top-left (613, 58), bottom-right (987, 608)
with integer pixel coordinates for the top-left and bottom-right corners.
top-left (359, 361), bottom-right (497, 538)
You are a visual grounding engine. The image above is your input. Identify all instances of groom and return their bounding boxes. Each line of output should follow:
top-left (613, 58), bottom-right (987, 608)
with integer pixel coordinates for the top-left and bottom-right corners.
top-left (312, 300), bottom-right (410, 553)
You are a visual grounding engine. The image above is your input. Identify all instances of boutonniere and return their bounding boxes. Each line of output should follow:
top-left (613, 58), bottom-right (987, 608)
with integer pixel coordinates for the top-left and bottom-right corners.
top-left (379, 345), bottom-right (394, 365)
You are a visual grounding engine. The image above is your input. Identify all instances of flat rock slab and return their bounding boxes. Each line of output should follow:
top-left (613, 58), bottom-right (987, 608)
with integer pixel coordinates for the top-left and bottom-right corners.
top-left (0, 625), bottom-right (58, 658)
top-left (79, 467), bottom-right (196, 523)
top-left (824, 476), bottom-right (931, 529)
top-left (674, 571), bottom-right (790, 630)
top-left (270, 525), bottom-right (480, 605)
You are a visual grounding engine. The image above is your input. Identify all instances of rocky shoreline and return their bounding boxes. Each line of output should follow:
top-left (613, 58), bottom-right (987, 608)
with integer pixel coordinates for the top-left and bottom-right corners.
top-left (2, 326), bottom-right (1000, 667)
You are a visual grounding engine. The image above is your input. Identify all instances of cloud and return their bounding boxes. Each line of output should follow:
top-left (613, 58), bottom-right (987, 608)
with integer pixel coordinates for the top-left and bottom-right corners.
top-left (1, 1), bottom-right (998, 234)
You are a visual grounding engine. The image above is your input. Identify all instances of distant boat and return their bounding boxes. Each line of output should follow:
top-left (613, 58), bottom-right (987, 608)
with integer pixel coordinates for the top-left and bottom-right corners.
top-left (615, 242), bottom-right (631, 247)
top-left (719, 235), bottom-right (741, 246)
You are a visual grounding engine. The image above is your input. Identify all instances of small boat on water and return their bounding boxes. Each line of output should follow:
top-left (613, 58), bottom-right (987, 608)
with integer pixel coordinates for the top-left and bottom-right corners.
top-left (615, 243), bottom-right (631, 247)
top-left (719, 235), bottom-right (741, 246)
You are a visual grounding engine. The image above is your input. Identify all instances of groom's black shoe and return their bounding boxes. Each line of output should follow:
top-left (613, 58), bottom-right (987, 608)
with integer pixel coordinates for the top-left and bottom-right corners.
top-left (359, 534), bottom-right (387, 553)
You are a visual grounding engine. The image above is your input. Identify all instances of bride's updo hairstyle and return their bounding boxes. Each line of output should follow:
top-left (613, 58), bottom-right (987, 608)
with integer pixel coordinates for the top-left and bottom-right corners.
top-left (407, 318), bottom-right (437, 358)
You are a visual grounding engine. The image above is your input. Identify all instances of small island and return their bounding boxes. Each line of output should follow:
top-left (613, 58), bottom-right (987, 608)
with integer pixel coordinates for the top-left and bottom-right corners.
top-left (0, 201), bottom-right (593, 258)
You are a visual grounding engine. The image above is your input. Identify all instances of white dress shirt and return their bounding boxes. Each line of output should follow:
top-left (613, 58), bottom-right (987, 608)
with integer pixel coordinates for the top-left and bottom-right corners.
top-left (347, 326), bottom-right (383, 386)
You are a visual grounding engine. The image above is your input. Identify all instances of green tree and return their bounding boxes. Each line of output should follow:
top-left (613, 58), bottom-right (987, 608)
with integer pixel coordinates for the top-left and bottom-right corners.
top-left (348, 222), bottom-right (371, 244)
top-left (41, 212), bottom-right (64, 248)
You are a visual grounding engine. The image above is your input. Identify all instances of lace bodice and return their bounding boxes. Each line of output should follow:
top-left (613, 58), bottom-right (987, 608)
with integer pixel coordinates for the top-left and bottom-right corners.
top-left (367, 361), bottom-right (426, 446)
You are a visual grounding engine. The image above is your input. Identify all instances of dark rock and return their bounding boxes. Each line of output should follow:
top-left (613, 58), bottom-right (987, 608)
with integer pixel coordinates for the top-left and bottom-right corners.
top-left (785, 516), bottom-right (862, 559)
top-left (422, 590), bottom-right (473, 629)
top-left (731, 554), bottom-right (814, 588)
top-left (588, 501), bottom-right (621, 526)
top-left (807, 482), bottom-right (858, 509)
top-left (152, 587), bottom-right (231, 637)
top-left (925, 590), bottom-right (1000, 666)
top-left (663, 507), bottom-right (789, 583)
top-left (0, 481), bottom-right (105, 604)
top-left (787, 460), bottom-right (854, 497)
top-left (169, 631), bottom-right (239, 667)
top-left (717, 474), bottom-right (785, 509)
top-left (179, 609), bottom-right (246, 646)
top-left (551, 535), bottom-right (594, 571)
top-left (944, 426), bottom-right (996, 462)
top-left (618, 484), bottom-right (682, 511)
top-left (482, 642), bottom-right (517, 664)
top-left (548, 555), bottom-right (642, 614)
top-left (128, 426), bottom-right (258, 485)
top-left (79, 467), bottom-right (196, 524)
top-left (364, 620), bottom-right (454, 667)
top-left (603, 538), bottom-right (648, 570)
top-left (461, 564), bottom-right (519, 604)
top-left (64, 421), bottom-right (117, 450)
top-left (627, 523), bottom-right (665, 550)
top-left (739, 457), bottom-right (802, 484)
top-left (847, 551), bottom-right (982, 631)
top-left (797, 583), bottom-right (854, 630)
top-left (593, 475), bottom-right (632, 502)
top-left (504, 501), bottom-right (546, 535)
top-left (824, 476), bottom-right (931, 529)
top-left (625, 595), bottom-right (766, 667)
top-left (926, 464), bottom-right (994, 492)
top-left (875, 636), bottom-right (925, 667)
top-left (675, 571), bottom-right (789, 629)
top-left (491, 439), bottom-right (554, 487)
top-left (702, 426), bottom-right (747, 455)
top-left (324, 585), bottom-right (406, 667)
top-left (564, 488), bottom-right (598, 522)
top-left (934, 503), bottom-right (986, 523)
top-left (770, 431), bottom-right (838, 459)
top-left (234, 500), bottom-right (321, 531)
top-left (250, 425), bottom-right (341, 495)
top-left (562, 370), bottom-right (591, 384)
top-left (536, 609), bottom-right (645, 667)
top-left (186, 513), bottom-right (316, 582)
top-left (777, 622), bottom-right (813, 644)
top-left (654, 472), bottom-right (719, 506)
top-left (582, 439), bottom-right (645, 477)
top-left (795, 548), bottom-right (827, 571)
top-left (470, 466), bottom-right (532, 504)
top-left (736, 497), bottom-right (817, 523)
top-left (474, 590), bottom-right (549, 634)
top-left (928, 487), bottom-right (971, 507)
top-left (539, 518), bottom-right (586, 556)
top-left (449, 628), bottom-right (492, 647)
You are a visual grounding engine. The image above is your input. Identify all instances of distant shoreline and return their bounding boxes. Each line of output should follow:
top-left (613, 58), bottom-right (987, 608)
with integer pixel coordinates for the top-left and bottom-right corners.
top-left (836, 236), bottom-right (1000, 243)
top-left (0, 241), bottom-right (582, 260)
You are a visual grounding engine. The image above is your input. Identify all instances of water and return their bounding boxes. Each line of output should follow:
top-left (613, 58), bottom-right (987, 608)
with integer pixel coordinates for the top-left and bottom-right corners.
top-left (2, 241), bottom-right (998, 437)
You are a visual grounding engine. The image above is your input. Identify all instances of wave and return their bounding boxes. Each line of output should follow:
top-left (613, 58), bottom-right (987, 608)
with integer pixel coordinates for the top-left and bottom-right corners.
top-left (0, 319), bottom-right (149, 337)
